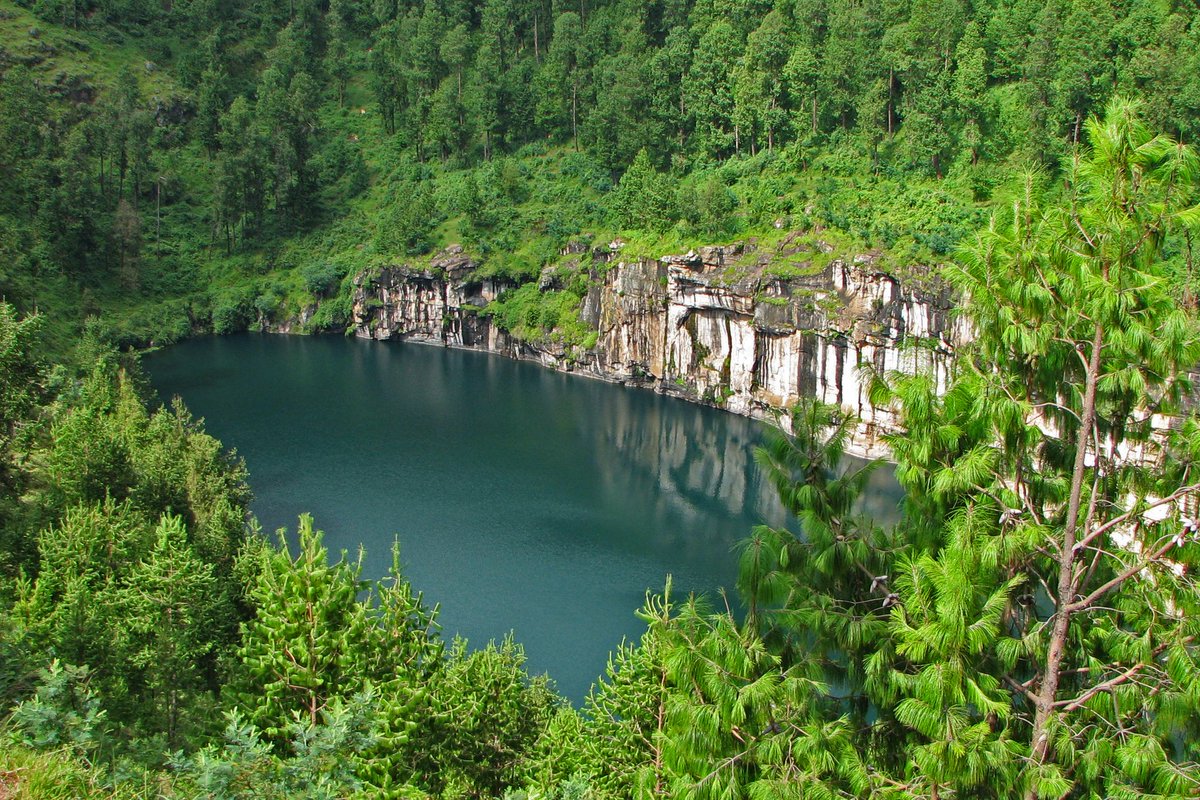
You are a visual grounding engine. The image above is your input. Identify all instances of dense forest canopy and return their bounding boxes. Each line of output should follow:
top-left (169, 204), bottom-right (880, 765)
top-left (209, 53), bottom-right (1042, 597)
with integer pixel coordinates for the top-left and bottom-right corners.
top-left (5, 0), bottom-right (1200, 797)
top-left (3, 0), bottom-right (1200, 349)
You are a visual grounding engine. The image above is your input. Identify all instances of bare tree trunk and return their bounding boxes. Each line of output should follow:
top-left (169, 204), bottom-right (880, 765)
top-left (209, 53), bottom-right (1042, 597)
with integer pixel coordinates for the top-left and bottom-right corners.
top-left (1026, 320), bottom-right (1104, 795)
top-left (887, 69), bottom-right (894, 137)
top-left (679, 95), bottom-right (685, 150)
top-left (457, 71), bottom-right (464, 132)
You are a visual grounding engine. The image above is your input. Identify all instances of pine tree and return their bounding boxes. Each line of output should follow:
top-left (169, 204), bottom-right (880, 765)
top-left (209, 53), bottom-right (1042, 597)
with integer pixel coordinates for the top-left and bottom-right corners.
top-left (578, 586), bottom-right (678, 799)
top-left (355, 543), bottom-right (444, 794)
top-left (613, 149), bottom-right (677, 232)
top-left (120, 514), bottom-right (221, 748)
top-left (659, 597), bottom-right (867, 800)
top-left (429, 635), bottom-right (558, 798)
top-left (874, 507), bottom-right (1024, 797)
top-left (868, 98), bottom-right (1200, 797)
top-left (231, 515), bottom-right (374, 739)
top-left (737, 398), bottom-right (891, 703)
top-left (684, 20), bottom-right (739, 159)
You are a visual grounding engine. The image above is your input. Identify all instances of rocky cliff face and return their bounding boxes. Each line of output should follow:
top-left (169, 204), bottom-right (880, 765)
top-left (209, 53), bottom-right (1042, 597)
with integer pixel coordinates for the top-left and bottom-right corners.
top-left (351, 237), bottom-right (969, 458)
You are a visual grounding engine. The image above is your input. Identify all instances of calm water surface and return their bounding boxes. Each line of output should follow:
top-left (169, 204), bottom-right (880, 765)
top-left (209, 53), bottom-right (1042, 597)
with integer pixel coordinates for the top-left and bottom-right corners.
top-left (147, 334), bottom-right (901, 700)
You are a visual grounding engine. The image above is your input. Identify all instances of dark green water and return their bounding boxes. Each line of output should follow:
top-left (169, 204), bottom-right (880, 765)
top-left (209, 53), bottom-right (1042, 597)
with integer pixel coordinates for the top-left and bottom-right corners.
top-left (147, 334), bottom-right (901, 700)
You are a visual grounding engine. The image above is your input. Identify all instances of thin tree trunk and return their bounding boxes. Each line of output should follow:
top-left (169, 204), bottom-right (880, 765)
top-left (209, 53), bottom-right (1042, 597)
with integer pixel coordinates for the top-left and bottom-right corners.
top-left (1184, 230), bottom-right (1195, 309)
top-left (653, 656), bottom-right (668, 796)
top-left (887, 68), bottom-right (894, 137)
top-left (679, 95), bottom-right (685, 150)
top-left (1026, 319), bottom-right (1104, 793)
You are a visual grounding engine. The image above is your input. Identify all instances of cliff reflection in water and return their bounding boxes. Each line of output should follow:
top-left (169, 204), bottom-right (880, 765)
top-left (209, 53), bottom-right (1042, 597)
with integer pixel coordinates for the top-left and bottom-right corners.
top-left (596, 392), bottom-right (902, 555)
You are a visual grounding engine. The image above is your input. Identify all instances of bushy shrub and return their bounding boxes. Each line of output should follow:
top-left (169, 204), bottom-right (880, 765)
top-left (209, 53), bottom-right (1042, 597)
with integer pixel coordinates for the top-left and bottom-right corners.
top-left (300, 263), bottom-right (342, 296)
top-left (210, 289), bottom-right (253, 335)
top-left (484, 283), bottom-right (591, 346)
top-left (13, 661), bottom-right (109, 758)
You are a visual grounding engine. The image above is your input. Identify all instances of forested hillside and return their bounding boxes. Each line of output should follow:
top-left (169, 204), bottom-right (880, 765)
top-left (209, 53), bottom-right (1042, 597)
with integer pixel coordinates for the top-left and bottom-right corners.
top-left (6, 0), bottom-right (1200, 797)
top-left (3, 0), bottom-right (1200, 349)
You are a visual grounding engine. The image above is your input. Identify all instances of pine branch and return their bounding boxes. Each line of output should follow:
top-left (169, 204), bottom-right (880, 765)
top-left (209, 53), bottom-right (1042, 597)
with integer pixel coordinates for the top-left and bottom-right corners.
top-left (1071, 481), bottom-right (1200, 554)
top-left (694, 748), bottom-right (750, 789)
top-left (1003, 674), bottom-right (1040, 705)
top-left (1055, 642), bottom-right (1176, 713)
top-left (1067, 532), bottom-right (1182, 613)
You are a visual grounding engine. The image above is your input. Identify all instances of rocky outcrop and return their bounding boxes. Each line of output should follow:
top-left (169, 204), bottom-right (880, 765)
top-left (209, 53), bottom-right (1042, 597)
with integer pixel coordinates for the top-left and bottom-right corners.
top-left (351, 238), bottom-right (969, 458)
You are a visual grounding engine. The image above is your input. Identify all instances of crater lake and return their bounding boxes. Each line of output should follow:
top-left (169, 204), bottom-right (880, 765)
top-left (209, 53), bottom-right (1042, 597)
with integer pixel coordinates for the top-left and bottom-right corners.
top-left (147, 334), bottom-right (901, 700)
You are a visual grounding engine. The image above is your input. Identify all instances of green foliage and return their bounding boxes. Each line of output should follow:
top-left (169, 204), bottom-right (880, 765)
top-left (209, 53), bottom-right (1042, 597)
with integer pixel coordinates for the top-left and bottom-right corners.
top-left (740, 398), bottom-right (891, 673)
top-left (40, 361), bottom-right (250, 568)
top-left (431, 636), bottom-right (559, 798)
top-left (0, 304), bottom-right (44, 449)
top-left (376, 181), bottom-right (438, 257)
top-left (573, 588), bottom-right (677, 799)
top-left (11, 501), bottom-right (235, 747)
top-left (230, 515), bottom-right (377, 738)
top-left (8, 5), bottom-right (1200, 799)
top-left (735, 100), bottom-right (1200, 799)
top-left (0, 346), bottom-right (251, 759)
top-left (881, 511), bottom-right (1023, 795)
top-left (210, 287), bottom-right (255, 335)
top-left (0, 742), bottom-right (154, 800)
top-left (485, 282), bottom-right (592, 347)
top-left (0, 303), bottom-right (45, 568)
top-left (613, 150), bottom-right (678, 233)
top-left (179, 698), bottom-right (379, 800)
top-left (300, 263), bottom-right (343, 297)
top-left (12, 661), bottom-right (109, 760)
top-left (4, 0), bottom-right (1200, 356)
top-left (230, 517), bottom-right (445, 793)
